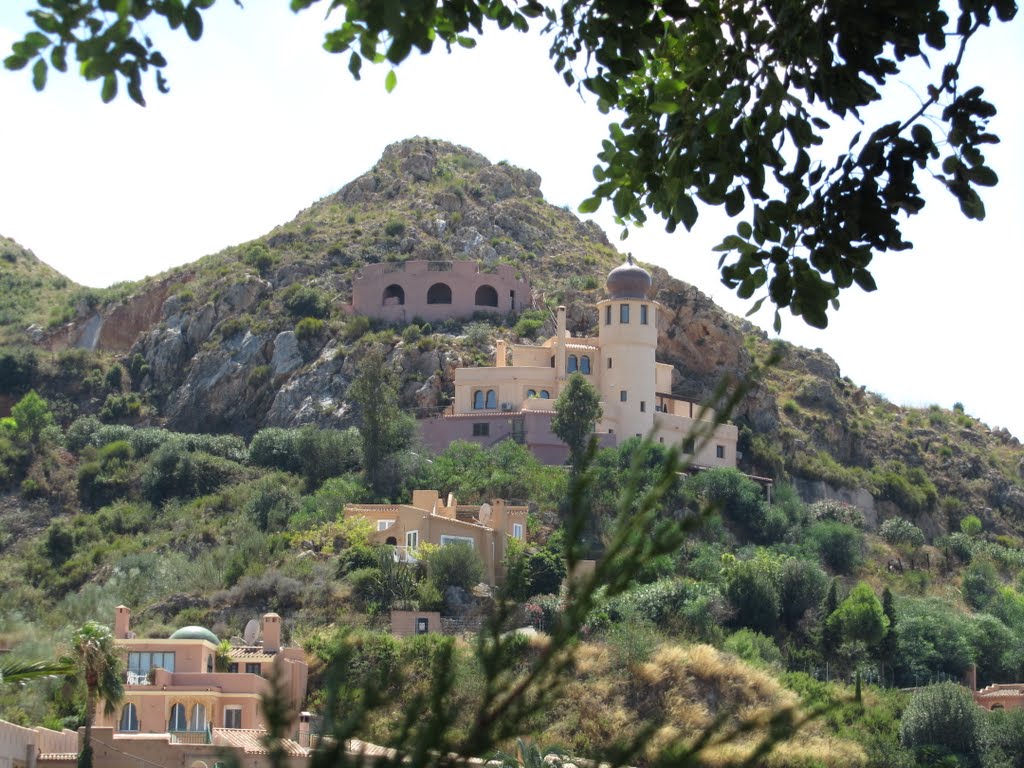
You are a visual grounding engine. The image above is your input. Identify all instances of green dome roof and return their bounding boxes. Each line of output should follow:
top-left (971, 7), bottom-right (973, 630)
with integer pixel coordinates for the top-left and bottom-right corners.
top-left (169, 626), bottom-right (219, 644)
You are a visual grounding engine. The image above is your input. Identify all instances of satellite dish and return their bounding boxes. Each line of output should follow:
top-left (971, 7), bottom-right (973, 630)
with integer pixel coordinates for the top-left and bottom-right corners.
top-left (243, 619), bottom-right (260, 645)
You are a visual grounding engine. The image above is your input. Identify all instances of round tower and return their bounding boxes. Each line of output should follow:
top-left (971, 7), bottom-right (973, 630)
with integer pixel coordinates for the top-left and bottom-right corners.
top-left (596, 256), bottom-right (659, 439)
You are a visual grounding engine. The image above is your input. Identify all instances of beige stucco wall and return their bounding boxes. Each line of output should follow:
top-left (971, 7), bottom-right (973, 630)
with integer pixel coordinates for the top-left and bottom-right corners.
top-left (1, 720), bottom-right (77, 768)
top-left (391, 611), bottom-right (442, 637)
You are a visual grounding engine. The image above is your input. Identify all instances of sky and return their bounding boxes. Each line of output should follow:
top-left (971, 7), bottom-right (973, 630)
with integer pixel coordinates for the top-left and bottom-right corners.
top-left (0, 4), bottom-right (1022, 439)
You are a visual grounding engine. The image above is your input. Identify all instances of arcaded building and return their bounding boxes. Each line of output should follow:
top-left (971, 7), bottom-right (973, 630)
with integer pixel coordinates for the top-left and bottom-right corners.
top-left (96, 607), bottom-right (308, 740)
top-left (344, 260), bottom-right (530, 323)
top-left (419, 258), bottom-right (739, 466)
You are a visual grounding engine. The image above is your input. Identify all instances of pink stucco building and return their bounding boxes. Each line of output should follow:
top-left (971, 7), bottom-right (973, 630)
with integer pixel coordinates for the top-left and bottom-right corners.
top-left (344, 260), bottom-right (530, 323)
top-left (95, 607), bottom-right (308, 742)
top-left (419, 258), bottom-right (739, 466)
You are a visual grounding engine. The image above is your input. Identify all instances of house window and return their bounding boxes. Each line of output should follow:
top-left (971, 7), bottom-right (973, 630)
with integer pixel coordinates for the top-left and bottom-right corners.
top-left (416, 617), bottom-right (430, 635)
top-left (640, 304), bottom-right (648, 325)
top-left (224, 707), bottom-right (242, 729)
top-left (118, 704), bottom-right (139, 732)
top-left (512, 523), bottom-right (524, 540)
top-left (245, 663), bottom-right (262, 675)
top-left (539, 390), bottom-right (550, 399)
top-left (485, 390), bottom-right (497, 409)
top-left (607, 357), bottom-right (612, 369)
top-left (659, 437), bottom-right (664, 443)
top-left (620, 391), bottom-right (628, 402)
top-left (683, 438), bottom-right (695, 454)
top-left (439, 535), bottom-right (475, 548)
top-left (376, 519), bottom-right (394, 532)
top-left (640, 401), bottom-right (646, 412)
top-left (604, 305), bottom-right (611, 325)
top-left (227, 663), bottom-right (238, 673)
top-left (620, 304), bottom-right (630, 323)
top-left (580, 356), bottom-right (591, 374)
top-left (567, 355), bottom-right (578, 373)
top-left (526, 389), bottom-right (536, 398)
top-left (169, 703), bottom-right (187, 731)
top-left (190, 704), bottom-right (207, 732)
top-left (716, 445), bottom-right (726, 459)
top-left (127, 651), bottom-right (175, 679)
top-left (406, 530), bottom-right (419, 550)
top-left (473, 390), bottom-right (484, 409)
top-left (472, 422), bottom-right (490, 437)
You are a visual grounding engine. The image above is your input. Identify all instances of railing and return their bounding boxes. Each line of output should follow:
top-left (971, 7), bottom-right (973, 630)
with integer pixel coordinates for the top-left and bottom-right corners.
top-left (169, 726), bottom-right (212, 745)
top-left (124, 671), bottom-right (152, 686)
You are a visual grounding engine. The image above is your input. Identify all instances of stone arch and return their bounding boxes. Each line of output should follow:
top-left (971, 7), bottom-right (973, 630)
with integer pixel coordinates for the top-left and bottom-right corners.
top-left (382, 284), bottom-right (405, 305)
top-left (169, 703), bottom-right (187, 731)
top-left (385, 536), bottom-right (398, 546)
top-left (474, 284), bottom-right (499, 307)
top-left (580, 355), bottom-right (591, 374)
top-left (119, 703), bottom-right (139, 731)
top-left (427, 282), bottom-right (452, 304)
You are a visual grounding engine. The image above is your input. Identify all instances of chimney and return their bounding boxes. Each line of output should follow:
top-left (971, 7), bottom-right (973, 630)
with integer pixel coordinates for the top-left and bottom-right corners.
top-left (114, 605), bottom-right (131, 639)
top-left (262, 613), bottom-right (282, 654)
top-left (496, 339), bottom-right (507, 367)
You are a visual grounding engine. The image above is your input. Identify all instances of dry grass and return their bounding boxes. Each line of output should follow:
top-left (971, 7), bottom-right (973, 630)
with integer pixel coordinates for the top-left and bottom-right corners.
top-left (537, 641), bottom-right (865, 767)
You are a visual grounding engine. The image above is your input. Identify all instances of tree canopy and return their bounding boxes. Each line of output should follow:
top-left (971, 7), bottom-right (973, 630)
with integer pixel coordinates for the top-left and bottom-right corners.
top-left (3, 1), bottom-right (1016, 328)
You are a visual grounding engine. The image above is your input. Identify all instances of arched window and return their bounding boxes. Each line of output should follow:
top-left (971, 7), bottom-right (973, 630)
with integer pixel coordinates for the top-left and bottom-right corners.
top-left (485, 390), bottom-right (497, 409)
top-left (540, 390), bottom-right (550, 399)
top-left (567, 355), bottom-right (578, 373)
top-left (427, 282), bottom-right (452, 304)
top-left (382, 284), bottom-right (405, 305)
top-left (473, 391), bottom-right (484, 410)
top-left (474, 285), bottom-right (499, 307)
top-left (385, 536), bottom-right (398, 546)
top-left (207, 654), bottom-right (213, 673)
top-left (550, 356), bottom-right (555, 368)
top-left (526, 389), bottom-right (537, 398)
top-left (580, 355), bottom-right (591, 374)
top-left (119, 703), bottom-right (139, 732)
top-left (169, 703), bottom-right (187, 731)
top-left (190, 703), bottom-right (207, 732)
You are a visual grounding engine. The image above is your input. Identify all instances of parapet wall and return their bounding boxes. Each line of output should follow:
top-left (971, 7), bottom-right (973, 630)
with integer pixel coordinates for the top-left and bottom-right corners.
top-left (347, 260), bottom-right (530, 323)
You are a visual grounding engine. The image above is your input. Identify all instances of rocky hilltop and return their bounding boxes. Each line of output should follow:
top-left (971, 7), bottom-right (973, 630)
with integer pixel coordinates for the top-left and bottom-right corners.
top-left (1, 138), bottom-right (1022, 537)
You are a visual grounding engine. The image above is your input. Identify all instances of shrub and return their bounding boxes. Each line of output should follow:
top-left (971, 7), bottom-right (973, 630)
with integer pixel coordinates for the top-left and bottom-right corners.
top-left (685, 468), bottom-right (774, 542)
top-left (0, 346), bottom-right (38, 394)
top-left (245, 473), bottom-right (301, 532)
top-left (295, 316), bottom-right (325, 341)
top-left (384, 218), bottom-right (406, 237)
top-left (871, 461), bottom-right (937, 513)
top-left (808, 499), bottom-right (865, 528)
top-left (807, 521), bottom-right (863, 574)
top-left (243, 243), bottom-right (275, 275)
top-left (778, 557), bottom-right (829, 632)
top-left (512, 309), bottom-right (546, 339)
top-left (962, 560), bottom-right (998, 610)
top-left (879, 517), bottom-right (926, 549)
top-left (283, 285), bottom-right (330, 319)
top-left (426, 542), bottom-right (484, 592)
top-left (99, 392), bottom-right (142, 422)
top-left (343, 315), bottom-right (371, 341)
top-left (723, 629), bottom-right (783, 668)
top-left (900, 682), bottom-right (980, 756)
top-left (960, 514), bottom-right (983, 537)
top-left (524, 594), bottom-right (561, 633)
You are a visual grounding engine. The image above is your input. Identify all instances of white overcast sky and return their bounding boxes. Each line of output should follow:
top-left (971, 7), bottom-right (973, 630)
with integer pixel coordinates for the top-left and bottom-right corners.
top-left (0, 4), bottom-right (1021, 439)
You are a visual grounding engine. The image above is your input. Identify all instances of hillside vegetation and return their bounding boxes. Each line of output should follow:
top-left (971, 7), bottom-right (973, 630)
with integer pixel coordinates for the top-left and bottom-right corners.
top-left (2, 138), bottom-right (1024, 767)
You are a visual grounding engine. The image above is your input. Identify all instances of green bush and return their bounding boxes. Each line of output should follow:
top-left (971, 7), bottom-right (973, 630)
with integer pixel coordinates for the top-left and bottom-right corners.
top-left (427, 542), bottom-right (484, 592)
top-left (723, 629), bottom-right (783, 668)
top-left (295, 316), bottom-right (325, 341)
top-left (960, 514), bottom-right (983, 536)
top-left (384, 218), bottom-right (406, 237)
top-left (512, 309), bottom-right (546, 339)
top-left (283, 285), bottom-right (330, 319)
top-left (879, 517), bottom-right (926, 549)
top-left (0, 346), bottom-right (38, 394)
top-left (808, 499), bottom-right (865, 528)
top-left (900, 682), bottom-right (980, 756)
top-left (807, 521), bottom-right (863, 574)
top-left (245, 473), bottom-right (301, 532)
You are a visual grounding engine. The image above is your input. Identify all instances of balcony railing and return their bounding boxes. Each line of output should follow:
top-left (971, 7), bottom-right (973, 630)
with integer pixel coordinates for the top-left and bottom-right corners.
top-left (169, 727), bottom-right (212, 745)
top-left (124, 671), bottom-right (153, 686)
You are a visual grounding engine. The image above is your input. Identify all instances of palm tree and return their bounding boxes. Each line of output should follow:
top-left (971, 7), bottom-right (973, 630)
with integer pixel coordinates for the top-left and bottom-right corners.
top-left (71, 621), bottom-right (124, 768)
top-left (0, 658), bottom-right (74, 685)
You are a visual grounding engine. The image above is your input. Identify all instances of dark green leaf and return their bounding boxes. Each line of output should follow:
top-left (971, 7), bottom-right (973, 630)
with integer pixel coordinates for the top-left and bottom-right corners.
top-left (31, 58), bottom-right (46, 91)
top-left (184, 7), bottom-right (203, 41)
top-left (101, 74), bottom-right (117, 103)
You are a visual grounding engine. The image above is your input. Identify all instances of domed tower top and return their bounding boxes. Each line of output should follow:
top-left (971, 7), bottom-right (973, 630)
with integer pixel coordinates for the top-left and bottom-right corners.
top-left (606, 255), bottom-right (652, 299)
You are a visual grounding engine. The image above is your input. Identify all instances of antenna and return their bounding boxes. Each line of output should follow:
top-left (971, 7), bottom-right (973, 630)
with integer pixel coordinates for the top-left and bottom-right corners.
top-left (243, 619), bottom-right (260, 645)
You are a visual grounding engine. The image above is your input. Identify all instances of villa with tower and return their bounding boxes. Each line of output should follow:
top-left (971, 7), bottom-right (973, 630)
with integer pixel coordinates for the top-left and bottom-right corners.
top-left (419, 258), bottom-right (738, 466)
